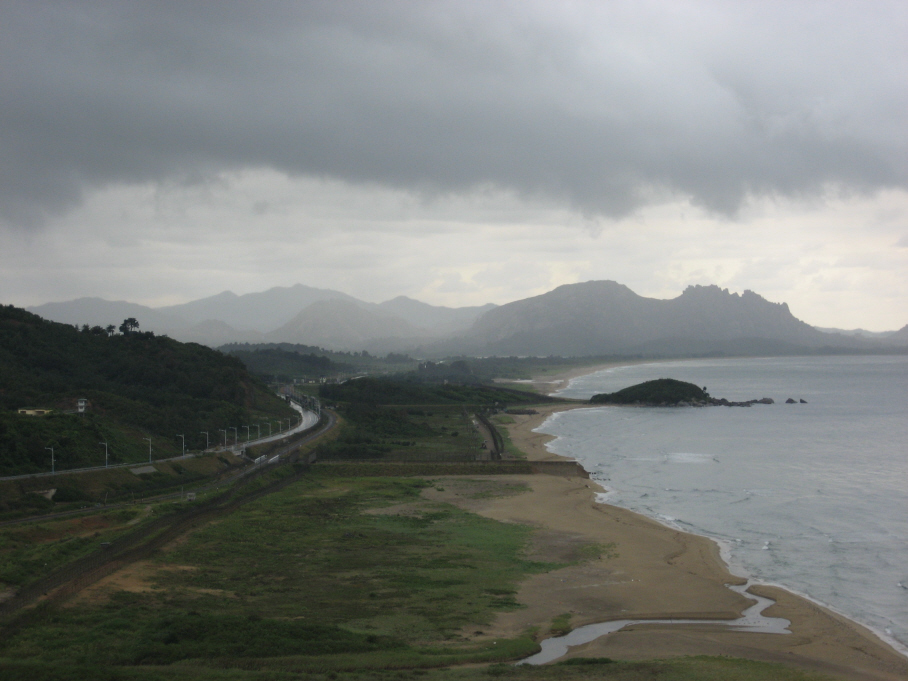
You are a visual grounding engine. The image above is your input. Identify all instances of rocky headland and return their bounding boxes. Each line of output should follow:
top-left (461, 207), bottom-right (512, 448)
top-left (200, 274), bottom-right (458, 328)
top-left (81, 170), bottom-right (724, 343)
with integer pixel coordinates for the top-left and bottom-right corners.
top-left (589, 377), bottom-right (787, 407)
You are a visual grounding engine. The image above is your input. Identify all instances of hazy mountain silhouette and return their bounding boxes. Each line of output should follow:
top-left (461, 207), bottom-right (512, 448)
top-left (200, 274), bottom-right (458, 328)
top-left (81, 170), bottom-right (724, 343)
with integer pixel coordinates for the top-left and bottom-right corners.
top-left (265, 299), bottom-right (428, 352)
top-left (24, 280), bottom-right (905, 356)
top-left (26, 297), bottom-right (185, 331)
top-left (456, 281), bottom-right (877, 356)
top-left (27, 284), bottom-right (495, 347)
top-left (157, 283), bottom-right (359, 331)
top-left (377, 296), bottom-right (495, 333)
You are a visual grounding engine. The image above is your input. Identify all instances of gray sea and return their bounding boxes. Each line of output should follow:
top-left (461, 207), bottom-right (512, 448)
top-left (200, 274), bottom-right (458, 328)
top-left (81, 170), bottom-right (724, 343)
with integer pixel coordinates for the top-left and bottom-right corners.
top-left (543, 355), bottom-right (908, 653)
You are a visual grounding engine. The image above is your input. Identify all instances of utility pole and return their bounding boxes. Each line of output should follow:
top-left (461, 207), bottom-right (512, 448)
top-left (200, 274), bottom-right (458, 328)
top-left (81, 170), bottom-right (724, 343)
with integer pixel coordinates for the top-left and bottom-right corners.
top-left (46, 446), bottom-right (54, 475)
top-left (177, 434), bottom-right (185, 457)
top-left (99, 441), bottom-right (108, 467)
top-left (200, 431), bottom-right (209, 450)
top-left (143, 437), bottom-right (152, 463)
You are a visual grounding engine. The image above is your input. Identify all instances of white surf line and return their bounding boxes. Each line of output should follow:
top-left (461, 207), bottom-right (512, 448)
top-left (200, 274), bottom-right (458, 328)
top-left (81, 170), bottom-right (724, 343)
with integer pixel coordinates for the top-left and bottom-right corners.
top-left (517, 581), bottom-right (790, 665)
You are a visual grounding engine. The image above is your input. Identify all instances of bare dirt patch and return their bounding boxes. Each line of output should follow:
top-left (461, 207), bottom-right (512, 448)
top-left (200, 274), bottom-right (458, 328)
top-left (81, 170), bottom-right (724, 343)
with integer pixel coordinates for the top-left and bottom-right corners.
top-left (126, 504), bottom-right (153, 525)
top-left (67, 560), bottom-right (161, 605)
top-left (421, 477), bottom-right (530, 513)
top-left (363, 501), bottom-right (433, 518)
top-left (67, 562), bottom-right (202, 606)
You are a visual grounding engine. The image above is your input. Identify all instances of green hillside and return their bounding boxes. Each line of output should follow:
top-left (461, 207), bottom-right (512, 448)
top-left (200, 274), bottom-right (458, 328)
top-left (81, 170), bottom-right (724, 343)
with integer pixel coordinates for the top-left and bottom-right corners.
top-left (319, 376), bottom-right (556, 406)
top-left (223, 346), bottom-right (354, 381)
top-left (590, 378), bottom-right (710, 405)
top-left (0, 305), bottom-right (294, 475)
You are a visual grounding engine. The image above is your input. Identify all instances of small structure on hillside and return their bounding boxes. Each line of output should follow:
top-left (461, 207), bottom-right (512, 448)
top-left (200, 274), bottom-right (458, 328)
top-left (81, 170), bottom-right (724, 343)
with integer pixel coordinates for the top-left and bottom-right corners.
top-left (17, 408), bottom-right (52, 416)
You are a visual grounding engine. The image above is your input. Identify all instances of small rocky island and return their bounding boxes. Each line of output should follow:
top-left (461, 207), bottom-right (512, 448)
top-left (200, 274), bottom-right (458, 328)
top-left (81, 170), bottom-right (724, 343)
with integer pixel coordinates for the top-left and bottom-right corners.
top-left (589, 378), bottom-right (775, 407)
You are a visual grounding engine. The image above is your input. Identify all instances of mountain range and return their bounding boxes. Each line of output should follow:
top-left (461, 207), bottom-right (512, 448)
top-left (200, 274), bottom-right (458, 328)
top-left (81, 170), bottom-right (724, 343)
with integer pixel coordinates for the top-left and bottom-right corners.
top-left (25, 281), bottom-right (908, 357)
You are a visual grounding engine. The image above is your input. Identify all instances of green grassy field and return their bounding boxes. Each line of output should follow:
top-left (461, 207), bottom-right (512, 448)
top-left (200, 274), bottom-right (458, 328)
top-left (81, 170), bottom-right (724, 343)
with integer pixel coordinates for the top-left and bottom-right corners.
top-left (0, 469), bottom-right (836, 681)
top-left (0, 451), bottom-right (245, 521)
top-left (1, 475), bottom-right (554, 669)
top-left (490, 415), bottom-right (525, 459)
top-left (0, 368), bottom-right (844, 681)
top-left (313, 406), bottom-right (487, 462)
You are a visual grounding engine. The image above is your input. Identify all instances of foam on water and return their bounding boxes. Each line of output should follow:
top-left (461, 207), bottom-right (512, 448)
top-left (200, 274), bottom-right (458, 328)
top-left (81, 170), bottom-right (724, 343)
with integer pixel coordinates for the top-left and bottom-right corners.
top-left (538, 356), bottom-right (908, 655)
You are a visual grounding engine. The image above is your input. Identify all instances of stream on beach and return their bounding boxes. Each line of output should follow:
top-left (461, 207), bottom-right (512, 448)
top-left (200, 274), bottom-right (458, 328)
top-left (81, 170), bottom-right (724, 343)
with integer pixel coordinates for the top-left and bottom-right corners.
top-left (539, 355), bottom-right (908, 654)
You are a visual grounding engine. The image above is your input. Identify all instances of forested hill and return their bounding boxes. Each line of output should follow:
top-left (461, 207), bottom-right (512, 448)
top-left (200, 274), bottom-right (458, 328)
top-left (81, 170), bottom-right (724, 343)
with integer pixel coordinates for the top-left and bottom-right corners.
top-left (0, 305), bottom-right (293, 475)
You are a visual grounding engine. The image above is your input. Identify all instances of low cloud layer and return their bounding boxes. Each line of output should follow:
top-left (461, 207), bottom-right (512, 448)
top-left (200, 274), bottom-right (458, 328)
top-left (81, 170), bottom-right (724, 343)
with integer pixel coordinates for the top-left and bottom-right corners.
top-left (3, 1), bottom-right (906, 226)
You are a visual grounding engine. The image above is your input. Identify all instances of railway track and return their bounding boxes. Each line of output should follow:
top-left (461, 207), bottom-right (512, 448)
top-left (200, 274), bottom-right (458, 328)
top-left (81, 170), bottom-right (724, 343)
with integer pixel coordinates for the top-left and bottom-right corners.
top-left (0, 410), bottom-right (337, 633)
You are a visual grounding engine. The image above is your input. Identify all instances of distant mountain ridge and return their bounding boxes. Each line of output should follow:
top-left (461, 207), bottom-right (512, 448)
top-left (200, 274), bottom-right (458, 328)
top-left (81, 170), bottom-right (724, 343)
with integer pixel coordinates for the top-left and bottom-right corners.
top-left (157, 283), bottom-right (360, 332)
top-left (22, 280), bottom-right (907, 356)
top-left (265, 299), bottom-right (428, 352)
top-left (453, 281), bottom-right (896, 356)
top-left (26, 284), bottom-right (495, 349)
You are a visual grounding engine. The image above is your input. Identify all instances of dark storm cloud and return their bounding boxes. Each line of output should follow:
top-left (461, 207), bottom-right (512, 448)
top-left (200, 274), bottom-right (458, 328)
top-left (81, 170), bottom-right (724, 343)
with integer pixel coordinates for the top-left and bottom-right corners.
top-left (1, 0), bottom-right (906, 226)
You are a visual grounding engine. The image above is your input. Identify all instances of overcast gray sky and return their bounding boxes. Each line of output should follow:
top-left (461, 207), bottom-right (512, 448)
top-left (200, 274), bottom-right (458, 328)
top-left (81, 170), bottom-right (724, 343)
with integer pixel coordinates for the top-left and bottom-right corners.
top-left (1, 1), bottom-right (906, 330)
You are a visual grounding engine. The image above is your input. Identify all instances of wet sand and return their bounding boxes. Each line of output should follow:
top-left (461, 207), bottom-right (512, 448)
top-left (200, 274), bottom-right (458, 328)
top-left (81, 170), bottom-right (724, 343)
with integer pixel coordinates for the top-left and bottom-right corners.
top-left (471, 366), bottom-right (908, 680)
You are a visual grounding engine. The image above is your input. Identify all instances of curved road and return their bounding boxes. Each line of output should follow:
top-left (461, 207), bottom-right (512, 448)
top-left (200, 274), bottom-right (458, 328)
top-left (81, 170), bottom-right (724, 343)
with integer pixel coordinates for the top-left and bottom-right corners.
top-left (0, 408), bottom-right (336, 528)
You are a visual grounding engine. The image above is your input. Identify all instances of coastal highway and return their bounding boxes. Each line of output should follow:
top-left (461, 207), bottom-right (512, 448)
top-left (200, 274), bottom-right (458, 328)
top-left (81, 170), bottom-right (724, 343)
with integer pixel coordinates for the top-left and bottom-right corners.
top-left (0, 407), bottom-right (336, 529)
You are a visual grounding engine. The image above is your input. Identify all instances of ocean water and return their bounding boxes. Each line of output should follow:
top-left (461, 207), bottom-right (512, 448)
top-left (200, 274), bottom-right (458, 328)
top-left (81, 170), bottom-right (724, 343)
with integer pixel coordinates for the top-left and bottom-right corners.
top-left (542, 355), bottom-right (908, 653)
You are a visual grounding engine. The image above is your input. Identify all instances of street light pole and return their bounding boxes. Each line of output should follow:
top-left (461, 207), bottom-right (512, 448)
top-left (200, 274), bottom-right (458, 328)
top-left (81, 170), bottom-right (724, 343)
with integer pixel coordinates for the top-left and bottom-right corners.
top-left (177, 434), bottom-right (185, 457)
top-left (255, 424), bottom-right (261, 440)
top-left (200, 431), bottom-right (209, 450)
top-left (265, 422), bottom-right (272, 437)
top-left (46, 446), bottom-right (54, 475)
top-left (99, 442), bottom-right (108, 467)
top-left (229, 427), bottom-right (237, 446)
top-left (219, 429), bottom-right (227, 447)
top-left (143, 437), bottom-right (152, 463)
top-left (243, 426), bottom-right (250, 442)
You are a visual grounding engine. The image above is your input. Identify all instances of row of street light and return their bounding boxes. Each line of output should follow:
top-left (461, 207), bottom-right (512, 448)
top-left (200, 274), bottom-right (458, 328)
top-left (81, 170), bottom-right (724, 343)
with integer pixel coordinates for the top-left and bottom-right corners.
top-left (42, 414), bottom-right (305, 475)
top-left (215, 416), bottom-right (302, 448)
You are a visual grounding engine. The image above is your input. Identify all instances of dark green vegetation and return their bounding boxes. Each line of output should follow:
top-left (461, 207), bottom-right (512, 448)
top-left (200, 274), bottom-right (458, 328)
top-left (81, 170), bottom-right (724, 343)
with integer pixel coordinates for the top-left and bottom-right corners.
top-left (320, 377), bottom-right (556, 407)
top-left (590, 378), bottom-right (710, 406)
top-left (314, 375), bottom-right (559, 462)
top-left (0, 335), bottom-right (842, 680)
top-left (0, 451), bottom-right (243, 521)
top-left (0, 471), bottom-right (834, 681)
top-left (220, 343), bottom-right (416, 380)
top-left (220, 344), bottom-right (619, 387)
top-left (221, 346), bottom-right (355, 382)
top-left (0, 305), bottom-right (295, 475)
top-left (0, 656), bottom-right (838, 681)
top-left (313, 403), bottom-right (483, 462)
top-left (1, 475), bottom-right (548, 671)
top-left (0, 504), bottom-right (160, 589)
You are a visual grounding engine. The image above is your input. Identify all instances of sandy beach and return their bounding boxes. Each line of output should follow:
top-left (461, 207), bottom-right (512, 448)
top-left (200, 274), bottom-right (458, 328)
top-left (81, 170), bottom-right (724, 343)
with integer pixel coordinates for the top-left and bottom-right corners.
top-left (462, 366), bottom-right (908, 680)
top-left (496, 360), bottom-right (653, 397)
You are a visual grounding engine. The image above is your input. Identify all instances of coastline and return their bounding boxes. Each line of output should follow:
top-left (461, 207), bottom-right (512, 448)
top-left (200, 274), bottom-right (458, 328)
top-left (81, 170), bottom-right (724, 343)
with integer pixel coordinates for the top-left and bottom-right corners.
top-left (495, 359), bottom-right (664, 397)
top-left (484, 364), bottom-right (908, 679)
